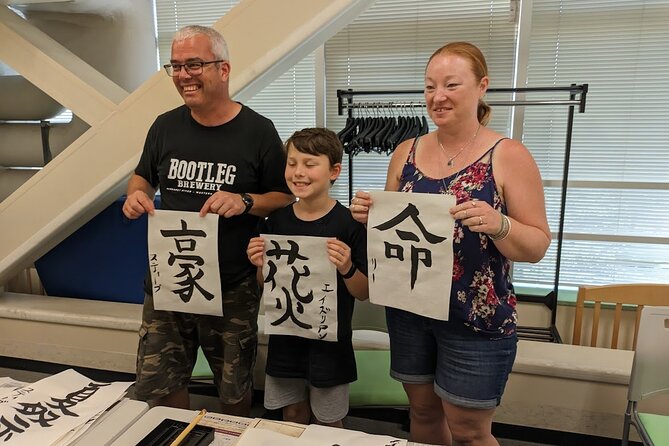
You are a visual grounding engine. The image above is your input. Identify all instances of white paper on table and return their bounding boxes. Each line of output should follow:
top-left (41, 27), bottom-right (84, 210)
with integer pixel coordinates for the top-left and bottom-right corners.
top-left (300, 424), bottom-right (408, 446)
top-left (0, 378), bottom-right (28, 402)
top-left (51, 407), bottom-right (106, 446)
top-left (368, 191), bottom-right (455, 321)
top-left (236, 427), bottom-right (303, 446)
top-left (248, 418), bottom-right (306, 437)
top-left (261, 234), bottom-right (338, 341)
top-left (0, 369), bottom-right (132, 446)
top-left (200, 412), bottom-right (253, 446)
top-left (0, 378), bottom-right (27, 391)
top-left (148, 209), bottom-right (222, 316)
top-left (210, 434), bottom-right (241, 446)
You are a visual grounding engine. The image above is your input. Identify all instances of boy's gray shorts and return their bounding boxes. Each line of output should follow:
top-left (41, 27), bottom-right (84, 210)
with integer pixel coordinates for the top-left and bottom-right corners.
top-left (264, 375), bottom-right (349, 424)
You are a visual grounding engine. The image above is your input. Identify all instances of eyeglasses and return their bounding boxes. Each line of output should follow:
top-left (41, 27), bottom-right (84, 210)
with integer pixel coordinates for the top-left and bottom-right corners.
top-left (163, 60), bottom-right (226, 77)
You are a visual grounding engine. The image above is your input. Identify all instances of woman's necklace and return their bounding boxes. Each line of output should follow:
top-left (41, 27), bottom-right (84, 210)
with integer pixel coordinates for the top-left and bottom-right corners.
top-left (437, 123), bottom-right (481, 167)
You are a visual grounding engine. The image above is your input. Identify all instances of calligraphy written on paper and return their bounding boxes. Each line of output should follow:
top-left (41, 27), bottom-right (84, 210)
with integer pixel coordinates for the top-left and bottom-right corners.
top-left (0, 382), bottom-right (110, 442)
top-left (153, 219), bottom-right (214, 303)
top-left (372, 203), bottom-right (448, 289)
top-left (317, 283), bottom-right (335, 340)
top-left (0, 387), bottom-right (34, 405)
top-left (262, 235), bottom-right (338, 341)
top-left (265, 239), bottom-right (314, 330)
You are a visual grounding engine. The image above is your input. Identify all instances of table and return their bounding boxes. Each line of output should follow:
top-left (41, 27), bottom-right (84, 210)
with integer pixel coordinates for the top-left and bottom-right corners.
top-left (108, 406), bottom-right (433, 446)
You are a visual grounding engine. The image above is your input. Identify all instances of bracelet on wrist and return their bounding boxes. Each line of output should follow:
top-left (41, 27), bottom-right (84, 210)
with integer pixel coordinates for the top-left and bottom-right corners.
top-left (489, 214), bottom-right (511, 241)
top-left (497, 216), bottom-right (511, 241)
top-left (488, 213), bottom-right (507, 239)
top-left (340, 263), bottom-right (357, 279)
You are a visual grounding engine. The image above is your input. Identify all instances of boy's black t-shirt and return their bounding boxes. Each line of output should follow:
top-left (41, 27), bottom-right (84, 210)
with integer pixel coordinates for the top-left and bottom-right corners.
top-left (259, 201), bottom-right (367, 387)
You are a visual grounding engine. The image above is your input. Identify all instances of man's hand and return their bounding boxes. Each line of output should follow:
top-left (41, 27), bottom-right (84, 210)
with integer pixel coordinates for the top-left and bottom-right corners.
top-left (200, 191), bottom-right (246, 217)
top-left (123, 190), bottom-right (155, 219)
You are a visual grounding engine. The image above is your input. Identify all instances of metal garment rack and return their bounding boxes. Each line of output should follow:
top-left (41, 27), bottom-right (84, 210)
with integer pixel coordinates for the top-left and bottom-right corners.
top-left (337, 84), bottom-right (589, 343)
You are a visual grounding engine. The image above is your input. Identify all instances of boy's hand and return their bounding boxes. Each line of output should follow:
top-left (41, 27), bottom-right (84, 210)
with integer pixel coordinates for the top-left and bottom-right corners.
top-left (247, 236), bottom-right (265, 267)
top-left (350, 190), bottom-right (372, 225)
top-left (327, 238), bottom-right (353, 274)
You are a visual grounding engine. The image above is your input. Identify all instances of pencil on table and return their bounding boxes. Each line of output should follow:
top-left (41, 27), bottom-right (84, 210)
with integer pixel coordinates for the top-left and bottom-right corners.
top-left (169, 409), bottom-right (207, 446)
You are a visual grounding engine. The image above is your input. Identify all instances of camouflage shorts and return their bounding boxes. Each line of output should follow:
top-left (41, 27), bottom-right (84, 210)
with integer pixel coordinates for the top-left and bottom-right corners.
top-left (134, 275), bottom-right (260, 404)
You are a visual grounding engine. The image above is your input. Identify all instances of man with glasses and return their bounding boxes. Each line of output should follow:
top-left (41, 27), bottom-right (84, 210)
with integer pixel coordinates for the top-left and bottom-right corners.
top-left (123, 25), bottom-right (293, 416)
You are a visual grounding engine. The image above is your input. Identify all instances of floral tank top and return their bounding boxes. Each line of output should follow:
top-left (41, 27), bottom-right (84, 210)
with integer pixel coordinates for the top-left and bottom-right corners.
top-left (398, 136), bottom-right (517, 337)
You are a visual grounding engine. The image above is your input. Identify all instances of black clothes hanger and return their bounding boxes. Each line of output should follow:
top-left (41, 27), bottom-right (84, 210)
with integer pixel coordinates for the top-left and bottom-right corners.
top-left (339, 101), bottom-right (430, 156)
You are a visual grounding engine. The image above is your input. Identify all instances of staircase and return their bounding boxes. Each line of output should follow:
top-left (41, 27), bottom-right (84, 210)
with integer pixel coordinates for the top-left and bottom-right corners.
top-left (0, 74), bottom-right (89, 202)
top-left (0, 0), bottom-right (154, 292)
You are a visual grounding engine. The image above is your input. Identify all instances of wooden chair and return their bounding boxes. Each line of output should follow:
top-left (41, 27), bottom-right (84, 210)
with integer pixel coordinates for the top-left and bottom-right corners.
top-left (572, 284), bottom-right (669, 349)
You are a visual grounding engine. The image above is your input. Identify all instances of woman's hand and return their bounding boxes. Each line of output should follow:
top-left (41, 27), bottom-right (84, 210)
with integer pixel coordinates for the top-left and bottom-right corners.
top-left (246, 236), bottom-right (265, 267)
top-left (450, 199), bottom-right (503, 236)
top-left (350, 191), bottom-right (373, 225)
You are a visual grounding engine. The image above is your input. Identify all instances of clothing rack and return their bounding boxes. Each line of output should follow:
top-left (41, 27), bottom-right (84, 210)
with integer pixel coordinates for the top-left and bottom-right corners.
top-left (336, 84), bottom-right (589, 343)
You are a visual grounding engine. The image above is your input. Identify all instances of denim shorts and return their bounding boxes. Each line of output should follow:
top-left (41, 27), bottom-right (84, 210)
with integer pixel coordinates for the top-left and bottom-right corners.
top-left (386, 307), bottom-right (517, 410)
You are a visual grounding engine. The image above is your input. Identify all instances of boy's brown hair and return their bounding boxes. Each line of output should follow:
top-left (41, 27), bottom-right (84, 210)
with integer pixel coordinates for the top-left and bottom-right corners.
top-left (285, 127), bottom-right (343, 167)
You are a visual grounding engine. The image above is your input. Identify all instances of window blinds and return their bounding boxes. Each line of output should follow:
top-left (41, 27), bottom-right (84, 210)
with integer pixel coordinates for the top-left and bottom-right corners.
top-left (513, 0), bottom-right (669, 288)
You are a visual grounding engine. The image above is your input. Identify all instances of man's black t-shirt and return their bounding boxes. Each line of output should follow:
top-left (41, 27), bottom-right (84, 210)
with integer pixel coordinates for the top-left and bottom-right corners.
top-left (259, 202), bottom-right (367, 387)
top-left (135, 104), bottom-right (290, 291)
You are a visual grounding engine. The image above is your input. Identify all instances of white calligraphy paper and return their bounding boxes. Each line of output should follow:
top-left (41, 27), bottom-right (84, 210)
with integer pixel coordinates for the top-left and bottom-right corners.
top-left (261, 235), bottom-right (338, 341)
top-left (0, 369), bottom-right (132, 446)
top-left (199, 412), bottom-right (253, 446)
top-left (368, 191), bottom-right (455, 321)
top-left (148, 210), bottom-right (222, 316)
top-left (0, 379), bottom-right (28, 403)
top-left (237, 423), bottom-right (407, 446)
top-left (236, 427), bottom-right (300, 446)
top-left (300, 424), bottom-right (408, 446)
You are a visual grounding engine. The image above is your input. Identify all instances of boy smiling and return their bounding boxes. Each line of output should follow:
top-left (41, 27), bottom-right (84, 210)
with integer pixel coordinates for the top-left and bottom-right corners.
top-left (247, 128), bottom-right (368, 427)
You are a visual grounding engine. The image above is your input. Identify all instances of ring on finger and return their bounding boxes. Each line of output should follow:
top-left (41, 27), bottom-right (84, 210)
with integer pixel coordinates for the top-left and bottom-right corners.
top-left (464, 210), bottom-right (469, 218)
top-left (471, 201), bottom-right (477, 208)
top-left (479, 216), bottom-right (484, 226)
